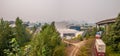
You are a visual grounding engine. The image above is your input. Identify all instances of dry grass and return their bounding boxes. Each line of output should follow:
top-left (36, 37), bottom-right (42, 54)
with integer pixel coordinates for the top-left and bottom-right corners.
top-left (76, 37), bottom-right (95, 56)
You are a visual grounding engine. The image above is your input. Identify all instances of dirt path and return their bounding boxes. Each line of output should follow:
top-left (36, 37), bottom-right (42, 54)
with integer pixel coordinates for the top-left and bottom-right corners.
top-left (64, 40), bottom-right (86, 56)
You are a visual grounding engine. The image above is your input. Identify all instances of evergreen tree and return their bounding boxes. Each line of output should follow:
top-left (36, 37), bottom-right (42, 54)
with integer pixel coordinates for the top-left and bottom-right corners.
top-left (15, 17), bottom-right (29, 46)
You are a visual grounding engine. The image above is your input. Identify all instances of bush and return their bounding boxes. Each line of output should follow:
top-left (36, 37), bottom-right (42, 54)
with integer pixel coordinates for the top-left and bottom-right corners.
top-left (106, 46), bottom-right (120, 56)
top-left (78, 34), bottom-right (83, 41)
top-left (53, 45), bottom-right (66, 56)
top-left (72, 34), bottom-right (83, 41)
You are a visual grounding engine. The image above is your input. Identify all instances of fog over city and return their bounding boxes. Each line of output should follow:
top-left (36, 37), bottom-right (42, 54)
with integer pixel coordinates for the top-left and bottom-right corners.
top-left (0, 0), bottom-right (120, 23)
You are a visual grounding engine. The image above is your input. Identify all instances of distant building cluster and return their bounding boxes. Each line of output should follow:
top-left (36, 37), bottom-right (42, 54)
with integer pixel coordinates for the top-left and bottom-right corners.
top-left (8, 20), bottom-right (41, 34)
top-left (8, 21), bottom-right (41, 28)
top-left (55, 21), bottom-right (91, 39)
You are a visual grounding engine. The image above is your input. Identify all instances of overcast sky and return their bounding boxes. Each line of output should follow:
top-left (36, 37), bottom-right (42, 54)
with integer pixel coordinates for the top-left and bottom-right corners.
top-left (0, 0), bottom-right (120, 23)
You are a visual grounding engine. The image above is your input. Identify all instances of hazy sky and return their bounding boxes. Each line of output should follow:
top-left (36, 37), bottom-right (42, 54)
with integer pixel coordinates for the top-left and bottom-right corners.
top-left (0, 0), bottom-right (120, 23)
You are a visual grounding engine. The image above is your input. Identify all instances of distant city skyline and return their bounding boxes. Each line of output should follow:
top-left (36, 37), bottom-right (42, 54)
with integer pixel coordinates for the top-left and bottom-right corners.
top-left (0, 0), bottom-right (120, 23)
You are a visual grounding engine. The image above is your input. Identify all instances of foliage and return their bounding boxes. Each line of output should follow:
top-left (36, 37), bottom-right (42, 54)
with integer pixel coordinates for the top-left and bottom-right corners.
top-left (4, 38), bottom-right (31, 56)
top-left (0, 19), bottom-right (13, 56)
top-left (110, 14), bottom-right (120, 52)
top-left (106, 46), bottom-right (120, 56)
top-left (77, 38), bottom-right (94, 56)
top-left (0, 18), bottom-right (31, 56)
top-left (4, 38), bottom-right (23, 56)
top-left (84, 30), bottom-right (91, 40)
top-left (102, 13), bottom-right (120, 55)
top-left (29, 22), bottom-right (65, 56)
top-left (99, 27), bottom-right (105, 31)
top-left (77, 34), bottom-right (83, 41)
top-left (78, 46), bottom-right (88, 56)
top-left (102, 24), bottom-right (114, 45)
top-left (84, 27), bottom-right (97, 39)
top-left (15, 17), bottom-right (30, 46)
top-left (89, 27), bottom-right (97, 36)
top-left (53, 44), bottom-right (65, 56)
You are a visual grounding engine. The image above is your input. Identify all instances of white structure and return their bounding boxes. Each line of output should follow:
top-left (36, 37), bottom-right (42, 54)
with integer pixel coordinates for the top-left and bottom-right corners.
top-left (9, 24), bottom-right (16, 27)
top-left (57, 28), bottom-right (84, 39)
top-left (55, 21), bottom-right (84, 39)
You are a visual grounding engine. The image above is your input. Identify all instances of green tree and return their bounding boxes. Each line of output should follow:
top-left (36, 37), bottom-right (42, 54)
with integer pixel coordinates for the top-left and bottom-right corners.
top-left (15, 17), bottom-right (30, 46)
top-left (110, 13), bottom-right (120, 52)
top-left (29, 22), bottom-right (65, 56)
top-left (103, 13), bottom-right (120, 54)
top-left (0, 19), bottom-right (13, 56)
top-left (4, 38), bottom-right (23, 56)
top-left (91, 27), bottom-right (97, 36)
top-left (0, 18), bottom-right (31, 56)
